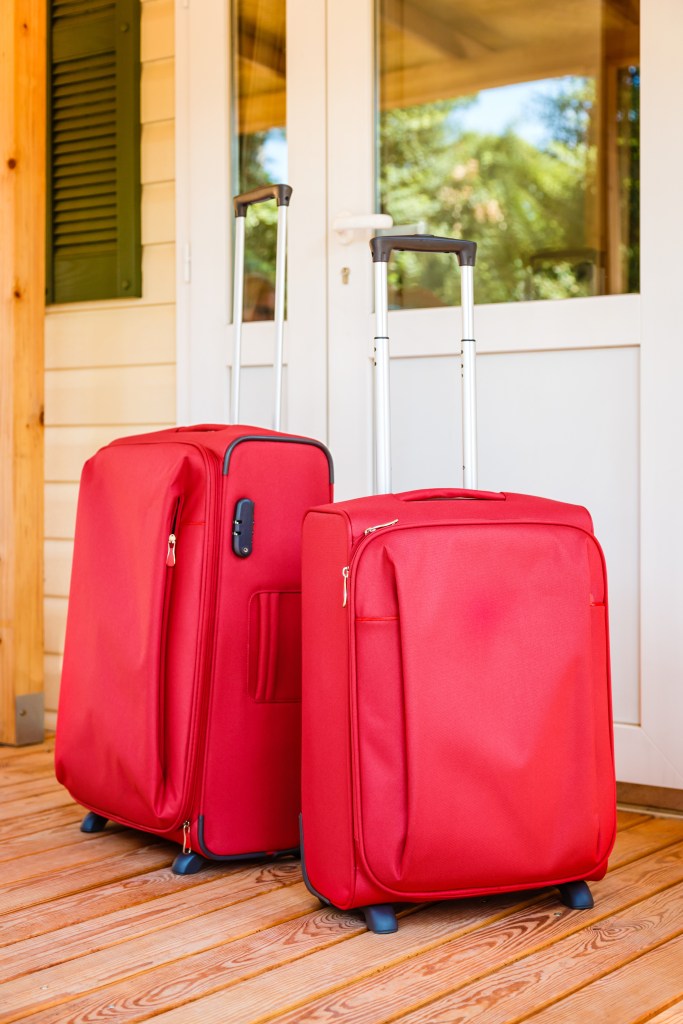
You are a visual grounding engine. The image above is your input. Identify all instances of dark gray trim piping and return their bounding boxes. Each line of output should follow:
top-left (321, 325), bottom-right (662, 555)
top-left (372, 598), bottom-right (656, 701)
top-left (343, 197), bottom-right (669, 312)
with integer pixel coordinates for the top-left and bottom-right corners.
top-left (223, 434), bottom-right (334, 484)
top-left (197, 815), bottom-right (299, 861)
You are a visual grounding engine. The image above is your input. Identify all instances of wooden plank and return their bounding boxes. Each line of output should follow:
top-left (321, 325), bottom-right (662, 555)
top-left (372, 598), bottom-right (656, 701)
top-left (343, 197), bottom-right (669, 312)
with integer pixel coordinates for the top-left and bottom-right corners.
top-left (0, 750), bottom-right (55, 781)
top-left (141, 120), bottom-right (175, 184)
top-left (0, 858), bottom-right (226, 946)
top-left (516, 933), bottom-right (683, 1023)
top-left (140, 242), bottom-right (176, 303)
top-left (257, 878), bottom-right (683, 1024)
top-left (1, 884), bottom-right (319, 1021)
top-left (43, 653), bottom-right (62, 714)
top-left (142, 182), bottom-right (176, 245)
top-left (45, 304), bottom-right (176, 370)
top-left (2, 859), bottom-right (301, 981)
top-left (0, 0), bottom-right (46, 745)
top-left (646, 1001), bottom-right (683, 1024)
top-left (44, 597), bottom-right (67, 655)
top-left (44, 483), bottom-right (79, 540)
top-left (45, 425), bottom-right (170, 484)
top-left (618, 782), bottom-right (683, 815)
top-left (384, 887), bottom-right (683, 1024)
top-left (609, 817), bottom-right (683, 868)
top-left (0, 775), bottom-right (60, 800)
top-left (0, 819), bottom-right (123, 865)
top-left (45, 365), bottom-right (176, 427)
top-left (616, 809), bottom-right (654, 831)
top-left (44, 542), bottom-right (73, 599)
top-left (0, 803), bottom-right (85, 841)
top-left (141, 59), bottom-right (175, 123)
top-left (0, 828), bottom-right (162, 887)
top-left (0, 843), bottom-right (174, 918)
top-left (147, 844), bottom-right (683, 1024)
top-left (9, 900), bottom-right (514, 1024)
top-left (0, 785), bottom-right (76, 822)
top-left (140, 0), bottom-right (174, 63)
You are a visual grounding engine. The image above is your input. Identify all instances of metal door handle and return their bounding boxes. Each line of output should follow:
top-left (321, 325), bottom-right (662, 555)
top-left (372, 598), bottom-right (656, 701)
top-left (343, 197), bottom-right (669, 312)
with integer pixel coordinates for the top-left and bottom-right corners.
top-left (333, 211), bottom-right (393, 244)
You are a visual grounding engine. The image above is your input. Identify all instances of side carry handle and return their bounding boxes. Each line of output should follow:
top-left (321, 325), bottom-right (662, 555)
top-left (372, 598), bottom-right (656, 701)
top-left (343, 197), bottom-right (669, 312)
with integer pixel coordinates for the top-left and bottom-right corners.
top-left (396, 488), bottom-right (504, 502)
top-left (231, 184), bottom-right (292, 430)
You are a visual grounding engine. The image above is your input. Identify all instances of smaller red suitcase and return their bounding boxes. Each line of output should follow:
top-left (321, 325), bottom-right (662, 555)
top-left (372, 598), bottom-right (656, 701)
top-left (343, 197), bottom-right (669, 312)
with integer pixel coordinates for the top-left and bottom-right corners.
top-left (300, 234), bottom-right (616, 933)
top-left (55, 185), bottom-right (333, 873)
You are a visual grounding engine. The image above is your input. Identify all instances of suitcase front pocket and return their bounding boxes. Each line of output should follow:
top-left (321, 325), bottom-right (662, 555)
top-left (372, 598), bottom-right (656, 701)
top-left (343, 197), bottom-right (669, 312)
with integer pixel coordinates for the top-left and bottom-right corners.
top-left (248, 591), bottom-right (302, 702)
top-left (354, 523), bottom-right (607, 896)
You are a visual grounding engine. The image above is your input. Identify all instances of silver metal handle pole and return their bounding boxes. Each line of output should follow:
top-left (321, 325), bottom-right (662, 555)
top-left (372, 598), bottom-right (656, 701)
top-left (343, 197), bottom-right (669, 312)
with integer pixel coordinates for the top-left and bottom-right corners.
top-left (273, 204), bottom-right (287, 431)
top-left (373, 260), bottom-right (391, 494)
top-left (460, 264), bottom-right (478, 489)
top-left (231, 215), bottom-right (246, 424)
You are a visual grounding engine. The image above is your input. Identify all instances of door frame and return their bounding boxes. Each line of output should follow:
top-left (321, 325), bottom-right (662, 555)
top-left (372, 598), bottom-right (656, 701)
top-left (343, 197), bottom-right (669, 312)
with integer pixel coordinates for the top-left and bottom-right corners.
top-left (175, 0), bottom-right (683, 789)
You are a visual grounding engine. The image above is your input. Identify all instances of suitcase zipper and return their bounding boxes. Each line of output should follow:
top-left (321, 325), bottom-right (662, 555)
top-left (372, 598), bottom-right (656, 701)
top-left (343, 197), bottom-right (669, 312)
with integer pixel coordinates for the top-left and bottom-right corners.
top-left (343, 519), bottom-right (399, 606)
top-left (176, 446), bottom-right (223, 842)
top-left (364, 518), bottom-right (398, 535)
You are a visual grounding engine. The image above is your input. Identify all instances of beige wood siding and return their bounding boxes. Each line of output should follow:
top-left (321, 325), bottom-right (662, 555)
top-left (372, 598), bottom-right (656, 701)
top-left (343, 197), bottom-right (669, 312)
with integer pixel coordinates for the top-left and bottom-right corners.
top-left (44, 0), bottom-right (176, 730)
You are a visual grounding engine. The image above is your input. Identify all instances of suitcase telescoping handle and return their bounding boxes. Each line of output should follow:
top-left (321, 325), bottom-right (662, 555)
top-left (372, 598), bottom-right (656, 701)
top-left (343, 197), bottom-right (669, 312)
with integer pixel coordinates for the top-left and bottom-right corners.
top-left (370, 234), bottom-right (478, 495)
top-left (231, 184), bottom-right (293, 429)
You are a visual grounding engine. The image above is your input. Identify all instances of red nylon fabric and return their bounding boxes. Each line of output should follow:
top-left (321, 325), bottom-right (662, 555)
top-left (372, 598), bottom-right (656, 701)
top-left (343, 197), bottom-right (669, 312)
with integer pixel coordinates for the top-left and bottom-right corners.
top-left (56, 425), bottom-right (332, 856)
top-left (301, 491), bottom-right (616, 910)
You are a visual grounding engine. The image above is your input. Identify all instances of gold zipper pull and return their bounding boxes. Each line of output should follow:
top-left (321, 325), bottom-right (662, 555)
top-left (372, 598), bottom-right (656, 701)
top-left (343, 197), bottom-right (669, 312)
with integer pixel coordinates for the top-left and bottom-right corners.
top-left (182, 820), bottom-right (192, 854)
top-left (166, 533), bottom-right (177, 567)
top-left (342, 566), bottom-right (350, 607)
top-left (364, 518), bottom-right (399, 536)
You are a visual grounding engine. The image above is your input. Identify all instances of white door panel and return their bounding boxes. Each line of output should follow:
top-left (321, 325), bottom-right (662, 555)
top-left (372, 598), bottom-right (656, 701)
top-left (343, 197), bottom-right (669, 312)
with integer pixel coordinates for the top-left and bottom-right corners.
top-left (179, 0), bottom-right (683, 786)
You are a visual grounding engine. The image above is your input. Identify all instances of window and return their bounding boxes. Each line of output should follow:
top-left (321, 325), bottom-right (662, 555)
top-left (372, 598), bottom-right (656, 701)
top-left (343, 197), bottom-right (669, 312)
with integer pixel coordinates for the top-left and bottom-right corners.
top-left (377, 0), bottom-right (640, 307)
top-left (46, 0), bottom-right (141, 304)
top-left (232, 0), bottom-right (286, 322)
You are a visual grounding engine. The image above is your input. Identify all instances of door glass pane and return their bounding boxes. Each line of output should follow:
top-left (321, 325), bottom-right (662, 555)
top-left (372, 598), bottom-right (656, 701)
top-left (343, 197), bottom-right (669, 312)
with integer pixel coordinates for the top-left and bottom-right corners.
top-left (377, 0), bottom-right (639, 308)
top-left (233, 0), bottom-right (286, 321)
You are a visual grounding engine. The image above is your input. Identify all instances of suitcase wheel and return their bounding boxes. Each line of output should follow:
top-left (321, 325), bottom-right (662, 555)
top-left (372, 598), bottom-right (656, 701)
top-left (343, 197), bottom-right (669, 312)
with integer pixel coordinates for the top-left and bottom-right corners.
top-left (80, 812), bottom-right (108, 834)
top-left (362, 903), bottom-right (398, 934)
top-left (172, 851), bottom-right (206, 875)
top-left (557, 880), bottom-right (594, 910)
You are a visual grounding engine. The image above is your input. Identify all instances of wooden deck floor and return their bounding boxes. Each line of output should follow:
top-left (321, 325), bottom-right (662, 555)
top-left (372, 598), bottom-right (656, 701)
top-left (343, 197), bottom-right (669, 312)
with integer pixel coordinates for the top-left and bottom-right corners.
top-left (2, 739), bottom-right (683, 1024)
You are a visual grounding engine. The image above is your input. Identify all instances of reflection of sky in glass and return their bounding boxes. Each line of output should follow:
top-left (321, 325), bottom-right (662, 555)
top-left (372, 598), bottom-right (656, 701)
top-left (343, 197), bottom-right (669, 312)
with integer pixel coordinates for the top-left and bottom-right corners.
top-left (450, 77), bottom-right (585, 148)
top-left (261, 128), bottom-right (287, 181)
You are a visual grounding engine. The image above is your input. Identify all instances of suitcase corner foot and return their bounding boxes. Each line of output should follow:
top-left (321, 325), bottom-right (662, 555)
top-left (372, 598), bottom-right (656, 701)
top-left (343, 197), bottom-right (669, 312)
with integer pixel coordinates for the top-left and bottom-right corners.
top-left (80, 812), bottom-right (108, 834)
top-left (172, 851), bottom-right (206, 875)
top-left (362, 904), bottom-right (398, 934)
top-left (558, 880), bottom-right (594, 909)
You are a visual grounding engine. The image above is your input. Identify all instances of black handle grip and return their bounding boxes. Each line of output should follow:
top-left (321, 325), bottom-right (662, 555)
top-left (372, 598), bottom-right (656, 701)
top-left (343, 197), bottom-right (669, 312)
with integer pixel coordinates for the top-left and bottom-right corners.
top-left (234, 184), bottom-right (293, 217)
top-left (370, 234), bottom-right (476, 267)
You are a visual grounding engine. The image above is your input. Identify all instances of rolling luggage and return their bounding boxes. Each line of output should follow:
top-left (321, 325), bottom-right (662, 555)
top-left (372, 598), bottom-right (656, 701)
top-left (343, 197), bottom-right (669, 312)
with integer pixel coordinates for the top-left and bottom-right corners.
top-left (300, 234), bottom-right (616, 932)
top-left (55, 185), bottom-right (333, 873)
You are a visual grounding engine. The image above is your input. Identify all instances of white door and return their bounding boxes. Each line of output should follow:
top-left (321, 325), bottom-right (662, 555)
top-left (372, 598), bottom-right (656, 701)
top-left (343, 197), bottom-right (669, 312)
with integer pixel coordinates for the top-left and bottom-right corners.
top-left (177, 0), bottom-right (683, 789)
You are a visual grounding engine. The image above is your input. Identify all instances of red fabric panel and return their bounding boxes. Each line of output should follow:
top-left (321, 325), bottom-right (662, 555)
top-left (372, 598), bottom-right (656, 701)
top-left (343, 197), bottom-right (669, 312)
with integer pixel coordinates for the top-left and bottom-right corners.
top-left (301, 510), bottom-right (356, 908)
top-left (199, 439), bottom-right (332, 855)
top-left (56, 442), bottom-right (210, 831)
top-left (352, 522), bottom-right (615, 897)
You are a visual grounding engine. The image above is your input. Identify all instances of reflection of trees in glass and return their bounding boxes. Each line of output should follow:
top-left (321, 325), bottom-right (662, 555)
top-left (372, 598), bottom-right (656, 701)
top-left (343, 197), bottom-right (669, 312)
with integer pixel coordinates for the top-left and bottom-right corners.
top-left (379, 74), bottom-right (638, 306)
top-left (617, 66), bottom-right (640, 293)
top-left (237, 129), bottom-right (283, 301)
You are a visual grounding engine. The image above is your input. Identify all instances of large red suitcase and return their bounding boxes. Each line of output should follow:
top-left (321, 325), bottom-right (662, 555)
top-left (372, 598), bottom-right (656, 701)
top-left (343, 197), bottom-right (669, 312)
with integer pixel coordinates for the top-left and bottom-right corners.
top-left (56, 187), bottom-right (333, 872)
top-left (300, 234), bottom-right (616, 932)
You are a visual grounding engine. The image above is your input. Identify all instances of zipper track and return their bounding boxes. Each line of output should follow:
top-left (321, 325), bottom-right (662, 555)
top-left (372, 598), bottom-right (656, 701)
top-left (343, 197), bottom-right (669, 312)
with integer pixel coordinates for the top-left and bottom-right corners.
top-left (176, 444), bottom-right (223, 839)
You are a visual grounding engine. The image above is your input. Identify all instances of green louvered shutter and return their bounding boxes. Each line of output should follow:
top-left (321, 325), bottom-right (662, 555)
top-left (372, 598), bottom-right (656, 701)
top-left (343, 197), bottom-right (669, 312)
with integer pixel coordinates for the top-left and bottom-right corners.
top-left (47, 0), bottom-right (141, 303)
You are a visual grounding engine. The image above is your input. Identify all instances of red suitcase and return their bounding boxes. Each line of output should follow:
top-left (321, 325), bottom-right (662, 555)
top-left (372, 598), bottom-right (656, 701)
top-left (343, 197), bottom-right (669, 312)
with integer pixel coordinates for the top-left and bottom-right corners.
top-left (55, 186), bottom-right (333, 873)
top-left (300, 234), bottom-right (616, 932)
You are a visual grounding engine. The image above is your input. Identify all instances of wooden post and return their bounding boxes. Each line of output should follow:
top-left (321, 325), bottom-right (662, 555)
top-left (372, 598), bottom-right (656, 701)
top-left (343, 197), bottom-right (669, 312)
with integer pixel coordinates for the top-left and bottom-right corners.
top-left (0, 0), bottom-right (46, 744)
